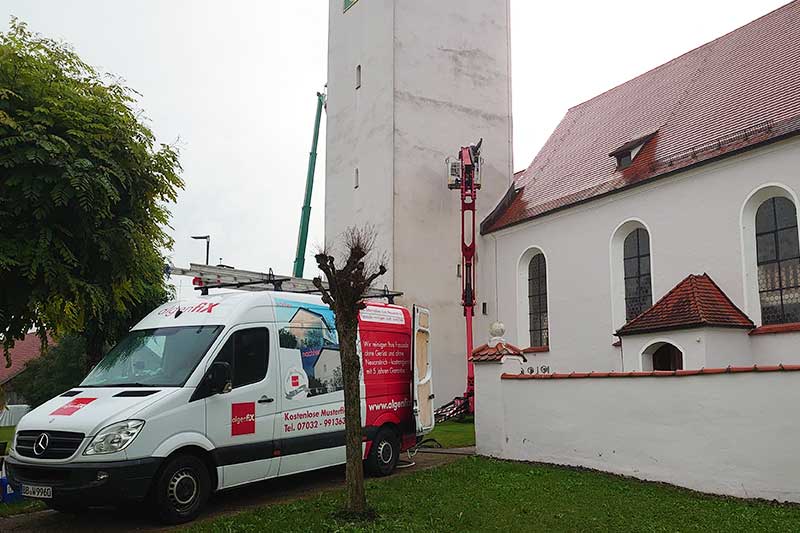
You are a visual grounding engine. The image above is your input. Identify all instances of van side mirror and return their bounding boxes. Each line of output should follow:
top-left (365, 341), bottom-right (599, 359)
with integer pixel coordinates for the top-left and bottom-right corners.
top-left (208, 362), bottom-right (232, 395)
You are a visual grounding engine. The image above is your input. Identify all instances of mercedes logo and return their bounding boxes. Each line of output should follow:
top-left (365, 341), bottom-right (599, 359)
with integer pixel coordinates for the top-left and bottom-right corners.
top-left (33, 433), bottom-right (50, 456)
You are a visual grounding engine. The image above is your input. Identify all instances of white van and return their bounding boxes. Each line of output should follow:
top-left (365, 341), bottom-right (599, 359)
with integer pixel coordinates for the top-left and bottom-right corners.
top-left (5, 291), bottom-right (434, 523)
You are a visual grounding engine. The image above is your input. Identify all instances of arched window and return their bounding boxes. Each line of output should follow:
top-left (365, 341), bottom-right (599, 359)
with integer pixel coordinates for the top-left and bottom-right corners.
top-left (623, 228), bottom-right (652, 321)
top-left (652, 344), bottom-right (683, 371)
top-left (642, 342), bottom-right (683, 371)
top-left (756, 197), bottom-right (800, 324)
top-left (528, 254), bottom-right (549, 347)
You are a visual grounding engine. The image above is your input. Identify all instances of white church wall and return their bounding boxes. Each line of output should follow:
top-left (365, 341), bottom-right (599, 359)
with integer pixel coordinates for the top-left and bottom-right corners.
top-left (327, 0), bottom-right (397, 286)
top-left (327, 0), bottom-right (513, 405)
top-left (750, 330), bottom-right (800, 366)
top-left (489, 136), bottom-right (800, 373)
top-left (704, 328), bottom-right (754, 368)
top-left (392, 0), bottom-right (513, 405)
top-left (478, 368), bottom-right (800, 503)
top-left (473, 357), bottom-right (523, 458)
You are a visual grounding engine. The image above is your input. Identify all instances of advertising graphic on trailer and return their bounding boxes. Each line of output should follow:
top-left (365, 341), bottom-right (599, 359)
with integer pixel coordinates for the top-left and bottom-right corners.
top-left (276, 298), bottom-right (342, 399)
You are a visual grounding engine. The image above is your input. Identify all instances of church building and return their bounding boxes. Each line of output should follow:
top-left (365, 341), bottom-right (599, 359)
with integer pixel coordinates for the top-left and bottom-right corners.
top-left (479, 0), bottom-right (800, 373)
top-left (471, 1), bottom-right (800, 503)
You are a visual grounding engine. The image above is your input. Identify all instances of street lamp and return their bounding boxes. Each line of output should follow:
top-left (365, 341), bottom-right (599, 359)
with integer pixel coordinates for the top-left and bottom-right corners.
top-left (191, 235), bottom-right (211, 265)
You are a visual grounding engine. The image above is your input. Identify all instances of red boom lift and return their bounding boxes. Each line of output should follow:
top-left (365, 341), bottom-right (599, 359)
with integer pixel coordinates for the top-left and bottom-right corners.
top-left (434, 139), bottom-right (483, 423)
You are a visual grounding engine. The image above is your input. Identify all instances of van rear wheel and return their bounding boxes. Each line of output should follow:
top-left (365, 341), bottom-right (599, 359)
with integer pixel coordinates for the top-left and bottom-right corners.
top-left (151, 454), bottom-right (210, 524)
top-left (366, 427), bottom-right (400, 476)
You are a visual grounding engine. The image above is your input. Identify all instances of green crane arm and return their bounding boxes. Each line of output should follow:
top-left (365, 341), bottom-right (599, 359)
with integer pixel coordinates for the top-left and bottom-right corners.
top-left (293, 91), bottom-right (325, 278)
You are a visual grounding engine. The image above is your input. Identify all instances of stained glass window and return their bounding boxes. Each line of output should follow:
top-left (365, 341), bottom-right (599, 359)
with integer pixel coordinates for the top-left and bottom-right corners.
top-left (756, 197), bottom-right (800, 325)
top-left (528, 254), bottom-right (549, 347)
top-left (624, 228), bottom-right (652, 321)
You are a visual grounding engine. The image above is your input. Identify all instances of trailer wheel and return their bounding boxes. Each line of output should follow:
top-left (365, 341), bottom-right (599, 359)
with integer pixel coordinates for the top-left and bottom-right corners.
top-left (366, 427), bottom-right (400, 476)
top-left (151, 454), bottom-right (210, 524)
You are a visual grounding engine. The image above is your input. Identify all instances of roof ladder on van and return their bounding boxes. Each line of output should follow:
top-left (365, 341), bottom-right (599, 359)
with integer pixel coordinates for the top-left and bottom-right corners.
top-left (167, 263), bottom-right (404, 303)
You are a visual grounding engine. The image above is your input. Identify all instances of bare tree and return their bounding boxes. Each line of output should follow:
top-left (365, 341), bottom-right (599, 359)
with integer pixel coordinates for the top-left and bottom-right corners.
top-left (312, 226), bottom-right (387, 516)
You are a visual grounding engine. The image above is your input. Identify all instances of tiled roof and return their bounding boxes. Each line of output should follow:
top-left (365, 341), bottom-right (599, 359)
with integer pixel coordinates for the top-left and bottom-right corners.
top-left (616, 274), bottom-right (754, 336)
top-left (0, 335), bottom-right (48, 385)
top-left (502, 364), bottom-right (800, 380)
top-left (471, 341), bottom-right (526, 363)
top-left (483, 1), bottom-right (800, 233)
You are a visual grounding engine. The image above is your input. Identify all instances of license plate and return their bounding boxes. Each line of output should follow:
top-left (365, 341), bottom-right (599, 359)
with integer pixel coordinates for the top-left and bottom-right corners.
top-left (21, 484), bottom-right (52, 499)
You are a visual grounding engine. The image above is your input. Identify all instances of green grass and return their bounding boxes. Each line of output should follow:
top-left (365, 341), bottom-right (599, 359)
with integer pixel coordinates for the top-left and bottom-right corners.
top-left (0, 426), bottom-right (14, 447)
top-left (186, 456), bottom-right (800, 532)
top-left (425, 416), bottom-right (475, 448)
top-left (0, 499), bottom-right (44, 518)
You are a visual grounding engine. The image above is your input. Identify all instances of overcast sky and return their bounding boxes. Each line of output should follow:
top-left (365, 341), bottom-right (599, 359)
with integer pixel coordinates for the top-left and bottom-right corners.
top-left (1, 1), bottom-right (788, 282)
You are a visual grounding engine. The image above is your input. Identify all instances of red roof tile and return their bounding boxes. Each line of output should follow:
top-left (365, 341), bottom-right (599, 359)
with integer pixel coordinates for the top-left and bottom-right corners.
top-left (749, 322), bottom-right (800, 335)
top-left (483, 1), bottom-right (800, 233)
top-left (0, 335), bottom-right (49, 385)
top-left (502, 364), bottom-right (800, 380)
top-left (471, 341), bottom-right (526, 363)
top-left (616, 274), bottom-right (754, 336)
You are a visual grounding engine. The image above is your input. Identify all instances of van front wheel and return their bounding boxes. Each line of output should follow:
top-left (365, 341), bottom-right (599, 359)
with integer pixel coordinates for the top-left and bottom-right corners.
top-left (152, 454), bottom-right (210, 524)
top-left (365, 427), bottom-right (400, 476)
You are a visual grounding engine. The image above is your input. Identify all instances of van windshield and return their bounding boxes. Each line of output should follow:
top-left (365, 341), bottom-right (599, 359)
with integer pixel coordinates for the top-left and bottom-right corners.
top-left (80, 325), bottom-right (224, 387)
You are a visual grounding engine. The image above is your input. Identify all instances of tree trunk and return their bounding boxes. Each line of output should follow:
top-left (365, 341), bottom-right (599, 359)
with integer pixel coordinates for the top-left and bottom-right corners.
top-left (337, 320), bottom-right (366, 514)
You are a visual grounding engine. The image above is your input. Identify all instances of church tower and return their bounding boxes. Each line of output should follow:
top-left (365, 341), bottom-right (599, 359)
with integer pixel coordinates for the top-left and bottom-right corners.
top-left (326, 0), bottom-right (512, 404)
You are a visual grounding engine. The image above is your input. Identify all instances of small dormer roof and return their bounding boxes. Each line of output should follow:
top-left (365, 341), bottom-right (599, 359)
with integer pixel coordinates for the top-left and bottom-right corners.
top-left (616, 273), bottom-right (754, 336)
top-left (608, 131), bottom-right (658, 159)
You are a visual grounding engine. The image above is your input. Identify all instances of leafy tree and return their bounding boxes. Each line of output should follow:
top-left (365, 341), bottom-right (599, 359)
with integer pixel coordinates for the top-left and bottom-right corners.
top-left (12, 335), bottom-right (88, 408)
top-left (313, 226), bottom-right (387, 516)
top-left (0, 19), bottom-right (182, 365)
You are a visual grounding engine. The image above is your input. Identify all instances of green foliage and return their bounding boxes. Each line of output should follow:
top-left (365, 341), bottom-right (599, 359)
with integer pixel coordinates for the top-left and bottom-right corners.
top-left (12, 335), bottom-right (88, 407)
top-left (0, 19), bottom-right (182, 363)
top-left (187, 457), bottom-right (800, 532)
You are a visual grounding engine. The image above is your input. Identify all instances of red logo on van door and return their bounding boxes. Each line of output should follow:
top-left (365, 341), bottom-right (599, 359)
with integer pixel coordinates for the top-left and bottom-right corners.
top-left (231, 402), bottom-right (256, 436)
top-left (50, 397), bottom-right (97, 416)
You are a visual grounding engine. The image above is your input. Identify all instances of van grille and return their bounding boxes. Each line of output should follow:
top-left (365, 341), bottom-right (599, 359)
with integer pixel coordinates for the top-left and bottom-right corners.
top-left (15, 430), bottom-right (85, 459)
top-left (7, 463), bottom-right (72, 485)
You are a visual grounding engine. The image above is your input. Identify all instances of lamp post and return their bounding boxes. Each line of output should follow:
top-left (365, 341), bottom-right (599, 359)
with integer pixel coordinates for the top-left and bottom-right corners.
top-left (191, 235), bottom-right (211, 265)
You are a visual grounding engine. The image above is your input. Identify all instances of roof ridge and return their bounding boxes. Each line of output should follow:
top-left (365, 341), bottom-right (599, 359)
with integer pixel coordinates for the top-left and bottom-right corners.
top-left (568, 0), bottom-right (798, 111)
top-left (619, 273), bottom-right (697, 331)
top-left (701, 273), bottom-right (755, 327)
top-left (691, 274), bottom-right (707, 323)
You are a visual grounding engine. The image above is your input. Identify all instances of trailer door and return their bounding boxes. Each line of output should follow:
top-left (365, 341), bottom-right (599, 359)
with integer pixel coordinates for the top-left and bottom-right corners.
top-left (412, 305), bottom-right (434, 435)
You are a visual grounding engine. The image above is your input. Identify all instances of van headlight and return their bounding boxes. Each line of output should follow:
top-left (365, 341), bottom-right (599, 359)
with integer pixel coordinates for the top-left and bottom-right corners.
top-left (84, 420), bottom-right (145, 455)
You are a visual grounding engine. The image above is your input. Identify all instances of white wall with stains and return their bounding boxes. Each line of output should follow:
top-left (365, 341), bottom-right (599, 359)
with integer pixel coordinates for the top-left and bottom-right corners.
top-left (475, 362), bottom-right (800, 502)
top-left (326, 0), bottom-right (513, 404)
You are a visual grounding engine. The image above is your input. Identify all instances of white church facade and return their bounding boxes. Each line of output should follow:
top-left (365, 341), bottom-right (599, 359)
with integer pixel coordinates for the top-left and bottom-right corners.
top-left (473, 1), bottom-right (800, 503)
top-left (325, 0), bottom-right (512, 404)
